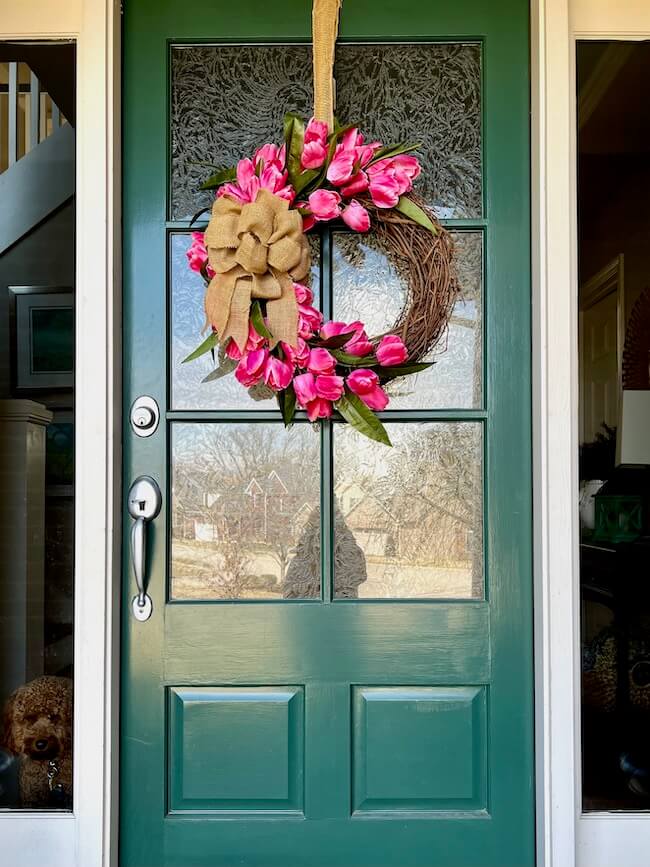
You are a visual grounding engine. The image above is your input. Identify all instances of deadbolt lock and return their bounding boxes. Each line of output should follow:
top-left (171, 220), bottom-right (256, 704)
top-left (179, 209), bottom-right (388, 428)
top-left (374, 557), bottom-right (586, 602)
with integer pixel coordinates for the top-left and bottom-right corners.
top-left (130, 395), bottom-right (160, 437)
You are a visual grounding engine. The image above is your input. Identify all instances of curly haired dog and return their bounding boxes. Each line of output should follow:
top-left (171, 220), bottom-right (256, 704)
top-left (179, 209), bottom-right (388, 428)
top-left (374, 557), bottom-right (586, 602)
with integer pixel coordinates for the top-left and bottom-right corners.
top-left (2, 676), bottom-right (73, 808)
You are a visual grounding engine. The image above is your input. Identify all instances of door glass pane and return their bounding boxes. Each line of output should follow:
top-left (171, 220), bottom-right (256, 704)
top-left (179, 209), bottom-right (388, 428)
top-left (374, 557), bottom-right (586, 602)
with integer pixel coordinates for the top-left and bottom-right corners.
top-left (171, 423), bottom-right (321, 599)
top-left (170, 232), bottom-right (320, 410)
top-left (332, 231), bottom-right (483, 409)
top-left (170, 43), bottom-right (482, 221)
top-left (0, 43), bottom-right (75, 811)
top-left (333, 423), bottom-right (483, 599)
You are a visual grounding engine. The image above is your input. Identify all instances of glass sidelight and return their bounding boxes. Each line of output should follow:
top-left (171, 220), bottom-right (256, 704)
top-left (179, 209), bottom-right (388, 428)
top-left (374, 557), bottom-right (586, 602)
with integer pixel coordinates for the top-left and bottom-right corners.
top-left (0, 41), bottom-right (76, 810)
top-left (577, 40), bottom-right (650, 811)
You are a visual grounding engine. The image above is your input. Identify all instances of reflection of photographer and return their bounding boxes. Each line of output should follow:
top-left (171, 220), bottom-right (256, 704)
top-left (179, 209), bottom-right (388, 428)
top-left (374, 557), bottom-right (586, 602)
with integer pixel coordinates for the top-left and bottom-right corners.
top-left (283, 501), bottom-right (367, 599)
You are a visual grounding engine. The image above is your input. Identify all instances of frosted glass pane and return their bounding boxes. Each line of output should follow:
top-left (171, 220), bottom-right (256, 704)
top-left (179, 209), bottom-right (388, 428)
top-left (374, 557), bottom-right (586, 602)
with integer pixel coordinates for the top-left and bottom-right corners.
top-left (332, 231), bottom-right (483, 409)
top-left (170, 43), bottom-right (482, 220)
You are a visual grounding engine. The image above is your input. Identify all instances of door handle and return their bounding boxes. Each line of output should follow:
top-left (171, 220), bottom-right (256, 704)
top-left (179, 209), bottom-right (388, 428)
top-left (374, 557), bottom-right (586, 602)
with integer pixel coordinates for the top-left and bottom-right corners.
top-left (127, 475), bottom-right (162, 622)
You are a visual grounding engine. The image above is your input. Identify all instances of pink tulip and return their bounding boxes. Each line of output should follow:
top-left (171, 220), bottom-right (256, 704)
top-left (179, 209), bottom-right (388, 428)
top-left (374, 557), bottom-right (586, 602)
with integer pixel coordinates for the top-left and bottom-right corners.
top-left (307, 347), bottom-right (336, 376)
top-left (392, 154), bottom-right (421, 189)
top-left (367, 165), bottom-right (401, 208)
top-left (225, 338), bottom-right (243, 361)
top-left (293, 282), bottom-right (314, 305)
top-left (315, 374), bottom-right (344, 401)
top-left (218, 147), bottom-right (295, 205)
top-left (293, 372), bottom-right (317, 406)
top-left (281, 337), bottom-right (310, 368)
top-left (245, 321), bottom-right (267, 352)
top-left (186, 232), bottom-right (214, 277)
top-left (340, 171), bottom-right (369, 197)
top-left (234, 348), bottom-right (268, 387)
top-left (344, 322), bottom-right (374, 357)
top-left (376, 334), bottom-right (408, 366)
top-left (298, 304), bottom-right (323, 338)
top-left (327, 146), bottom-right (356, 186)
top-left (342, 200), bottom-right (371, 232)
top-left (305, 397), bottom-right (333, 422)
top-left (264, 355), bottom-right (294, 391)
top-left (346, 368), bottom-right (390, 411)
top-left (301, 212), bottom-right (316, 232)
top-left (301, 118), bottom-right (329, 169)
top-left (308, 189), bottom-right (341, 221)
top-left (320, 320), bottom-right (355, 340)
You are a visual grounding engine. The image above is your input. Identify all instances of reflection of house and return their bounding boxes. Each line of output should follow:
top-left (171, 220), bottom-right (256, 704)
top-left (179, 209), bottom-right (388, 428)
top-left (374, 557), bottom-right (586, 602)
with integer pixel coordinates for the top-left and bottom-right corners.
top-left (173, 468), bottom-right (312, 546)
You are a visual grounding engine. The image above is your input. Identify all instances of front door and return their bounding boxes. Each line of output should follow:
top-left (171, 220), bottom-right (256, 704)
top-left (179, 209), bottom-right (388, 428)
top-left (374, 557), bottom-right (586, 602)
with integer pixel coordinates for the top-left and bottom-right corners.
top-left (122, 2), bottom-right (533, 865)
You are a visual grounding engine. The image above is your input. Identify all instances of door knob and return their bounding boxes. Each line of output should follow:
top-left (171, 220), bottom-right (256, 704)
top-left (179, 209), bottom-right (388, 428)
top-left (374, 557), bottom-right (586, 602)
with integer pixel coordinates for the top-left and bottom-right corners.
top-left (127, 475), bottom-right (162, 622)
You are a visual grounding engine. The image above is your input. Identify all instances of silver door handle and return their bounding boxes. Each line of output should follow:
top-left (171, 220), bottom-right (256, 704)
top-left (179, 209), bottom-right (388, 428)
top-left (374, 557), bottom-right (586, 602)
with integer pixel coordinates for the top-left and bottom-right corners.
top-left (127, 475), bottom-right (162, 622)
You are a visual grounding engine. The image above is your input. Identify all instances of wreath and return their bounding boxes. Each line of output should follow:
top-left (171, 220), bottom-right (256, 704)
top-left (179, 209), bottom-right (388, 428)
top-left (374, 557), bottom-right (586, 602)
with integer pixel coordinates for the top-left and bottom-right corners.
top-left (183, 0), bottom-right (457, 446)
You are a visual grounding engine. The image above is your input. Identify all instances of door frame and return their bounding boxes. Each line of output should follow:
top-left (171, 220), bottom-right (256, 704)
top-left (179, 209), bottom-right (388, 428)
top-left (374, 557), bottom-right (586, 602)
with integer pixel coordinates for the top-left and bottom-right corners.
top-left (2, 0), bottom-right (649, 865)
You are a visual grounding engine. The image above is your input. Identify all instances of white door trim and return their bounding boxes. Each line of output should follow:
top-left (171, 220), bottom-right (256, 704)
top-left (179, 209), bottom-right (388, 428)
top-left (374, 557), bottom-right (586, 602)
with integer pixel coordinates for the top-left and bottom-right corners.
top-left (534, 2), bottom-right (650, 866)
top-left (0, 1), bottom-right (121, 866)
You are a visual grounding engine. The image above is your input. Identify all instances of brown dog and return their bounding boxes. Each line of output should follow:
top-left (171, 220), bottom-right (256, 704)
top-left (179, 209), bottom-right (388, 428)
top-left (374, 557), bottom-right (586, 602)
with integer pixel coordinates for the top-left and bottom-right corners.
top-left (2, 676), bottom-right (73, 808)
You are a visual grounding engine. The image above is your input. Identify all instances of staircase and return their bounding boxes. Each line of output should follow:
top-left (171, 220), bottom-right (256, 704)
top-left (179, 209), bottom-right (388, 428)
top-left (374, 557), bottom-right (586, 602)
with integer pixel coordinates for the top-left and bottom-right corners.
top-left (0, 59), bottom-right (75, 255)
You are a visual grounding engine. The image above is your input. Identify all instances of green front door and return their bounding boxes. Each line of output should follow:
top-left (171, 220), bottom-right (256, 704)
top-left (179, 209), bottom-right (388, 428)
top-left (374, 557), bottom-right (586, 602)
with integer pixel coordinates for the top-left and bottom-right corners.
top-left (122, 2), bottom-right (533, 865)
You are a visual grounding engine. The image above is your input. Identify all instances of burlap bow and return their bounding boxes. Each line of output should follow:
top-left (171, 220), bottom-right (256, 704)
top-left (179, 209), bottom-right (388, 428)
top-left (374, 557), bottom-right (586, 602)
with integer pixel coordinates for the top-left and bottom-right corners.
top-left (204, 188), bottom-right (311, 350)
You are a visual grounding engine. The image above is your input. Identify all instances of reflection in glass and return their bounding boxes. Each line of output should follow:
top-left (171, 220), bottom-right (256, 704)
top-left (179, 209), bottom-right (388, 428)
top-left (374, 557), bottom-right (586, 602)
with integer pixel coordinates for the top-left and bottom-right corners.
top-left (334, 423), bottom-right (483, 599)
top-left (171, 423), bottom-right (321, 599)
top-left (170, 43), bottom-right (482, 220)
top-left (170, 232), bottom-right (320, 410)
top-left (0, 45), bottom-right (75, 811)
top-left (333, 232), bottom-right (483, 409)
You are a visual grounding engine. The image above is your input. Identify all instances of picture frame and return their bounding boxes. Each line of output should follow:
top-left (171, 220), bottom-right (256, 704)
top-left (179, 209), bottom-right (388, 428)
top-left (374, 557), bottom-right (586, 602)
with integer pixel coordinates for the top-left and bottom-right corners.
top-left (9, 286), bottom-right (74, 392)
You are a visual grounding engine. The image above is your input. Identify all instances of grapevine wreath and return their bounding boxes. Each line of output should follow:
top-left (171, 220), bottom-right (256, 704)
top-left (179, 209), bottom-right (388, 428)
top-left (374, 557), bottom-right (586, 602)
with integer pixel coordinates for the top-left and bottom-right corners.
top-left (184, 0), bottom-right (458, 446)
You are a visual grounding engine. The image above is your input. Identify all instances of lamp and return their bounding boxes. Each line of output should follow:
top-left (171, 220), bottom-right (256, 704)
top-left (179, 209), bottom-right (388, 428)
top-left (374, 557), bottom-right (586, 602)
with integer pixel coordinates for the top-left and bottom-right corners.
top-left (616, 390), bottom-right (650, 467)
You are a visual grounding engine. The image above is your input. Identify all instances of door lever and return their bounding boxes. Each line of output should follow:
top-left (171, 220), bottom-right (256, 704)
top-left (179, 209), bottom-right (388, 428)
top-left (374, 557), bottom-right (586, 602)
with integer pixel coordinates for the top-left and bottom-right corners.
top-left (127, 475), bottom-right (162, 622)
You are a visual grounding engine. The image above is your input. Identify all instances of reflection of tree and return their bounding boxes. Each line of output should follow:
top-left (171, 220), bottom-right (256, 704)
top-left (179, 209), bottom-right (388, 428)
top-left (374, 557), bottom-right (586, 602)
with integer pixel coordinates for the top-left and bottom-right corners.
top-left (383, 424), bottom-right (482, 595)
top-left (207, 526), bottom-right (253, 598)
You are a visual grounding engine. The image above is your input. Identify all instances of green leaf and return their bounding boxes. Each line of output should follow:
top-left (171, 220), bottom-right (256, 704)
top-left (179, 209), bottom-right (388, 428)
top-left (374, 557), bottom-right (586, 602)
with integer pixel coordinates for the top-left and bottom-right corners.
top-left (198, 165), bottom-right (236, 190)
top-left (250, 301), bottom-right (274, 341)
top-left (369, 141), bottom-right (421, 163)
top-left (331, 349), bottom-right (378, 366)
top-left (293, 168), bottom-right (321, 196)
top-left (283, 112), bottom-right (306, 188)
top-left (277, 384), bottom-right (297, 428)
top-left (376, 361), bottom-right (434, 380)
top-left (317, 330), bottom-right (359, 350)
top-left (394, 195), bottom-right (438, 235)
top-left (334, 393), bottom-right (392, 446)
top-left (201, 359), bottom-right (237, 383)
top-left (182, 332), bottom-right (219, 363)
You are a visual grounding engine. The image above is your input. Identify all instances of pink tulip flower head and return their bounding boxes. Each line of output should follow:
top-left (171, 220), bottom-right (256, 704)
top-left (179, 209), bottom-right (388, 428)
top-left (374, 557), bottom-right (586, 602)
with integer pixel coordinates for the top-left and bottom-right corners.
top-left (293, 372), bottom-right (317, 406)
top-left (308, 189), bottom-right (341, 222)
top-left (376, 334), bottom-right (409, 366)
top-left (305, 397), bottom-right (334, 422)
top-left (343, 322), bottom-right (374, 357)
top-left (234, 348), bottom-right (268, 387)
top-left (186, 232), bottom-right (214, 277)
top-left (341, 200), bottom-right (371, 233)
top-left (307, 347), bottom-right (336, 376)
top-left (263, 355), bottom-right (294, 391)
top-left (280, 337), bottom-right (310, 368)
top-left (293, 282), bottom-right (314, 305)
top-left (301, 118), bottom-right (329, 170)
top-left (346, 368), bottom-right (390, 411)
top-left (314, 374), bottom-right (345, 401)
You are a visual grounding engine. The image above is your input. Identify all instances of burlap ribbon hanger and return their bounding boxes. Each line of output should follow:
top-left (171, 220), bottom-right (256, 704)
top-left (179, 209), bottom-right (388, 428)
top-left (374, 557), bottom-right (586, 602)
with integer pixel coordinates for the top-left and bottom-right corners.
top-left (204, 189), bottom-right (309, 350)
top-left (204, 0), bottom-right (342, 349)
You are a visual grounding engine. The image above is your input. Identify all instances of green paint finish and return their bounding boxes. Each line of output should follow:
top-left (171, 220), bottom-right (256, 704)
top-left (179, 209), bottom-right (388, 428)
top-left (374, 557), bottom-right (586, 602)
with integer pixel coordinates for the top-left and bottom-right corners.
top-left (122, 0), bottom-right (533, 864)
top-left (169, 687), bottom-right (303, 812)
top-left (353, 687), bottom-right (486, 812)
